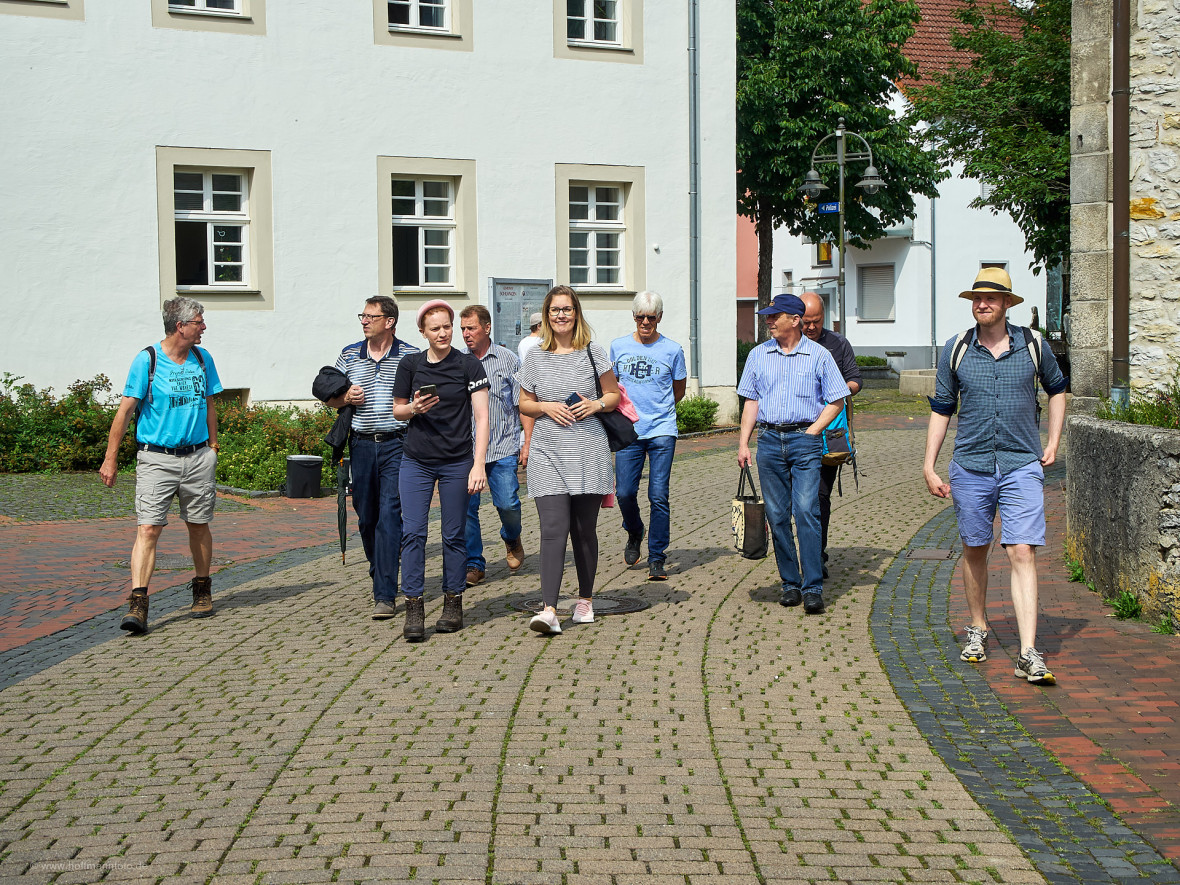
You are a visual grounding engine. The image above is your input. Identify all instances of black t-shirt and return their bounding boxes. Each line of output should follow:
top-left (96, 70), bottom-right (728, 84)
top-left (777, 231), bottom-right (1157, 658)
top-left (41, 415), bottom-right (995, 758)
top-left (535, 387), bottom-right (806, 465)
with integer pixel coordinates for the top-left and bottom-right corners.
top-left (392, 349), bottom-right (489, 464)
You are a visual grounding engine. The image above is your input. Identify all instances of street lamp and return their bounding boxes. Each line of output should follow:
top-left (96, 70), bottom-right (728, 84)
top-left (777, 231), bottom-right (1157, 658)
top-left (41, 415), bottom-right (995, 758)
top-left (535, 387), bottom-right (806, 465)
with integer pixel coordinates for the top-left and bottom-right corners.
top-left (798, 117), bottom-right (884, 334)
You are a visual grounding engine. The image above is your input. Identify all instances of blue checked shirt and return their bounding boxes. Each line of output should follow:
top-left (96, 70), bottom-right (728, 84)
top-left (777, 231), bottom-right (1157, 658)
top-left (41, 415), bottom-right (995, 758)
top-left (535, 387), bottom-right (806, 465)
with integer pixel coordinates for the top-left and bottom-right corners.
top-left (737, 336), bottom-right (851, 424)
top-left (930, 322), bottom-right (1067, 474)
top-left (335, 337), bottom-right (418, 433)
top-left (469, 343), bottom-right (521, 462)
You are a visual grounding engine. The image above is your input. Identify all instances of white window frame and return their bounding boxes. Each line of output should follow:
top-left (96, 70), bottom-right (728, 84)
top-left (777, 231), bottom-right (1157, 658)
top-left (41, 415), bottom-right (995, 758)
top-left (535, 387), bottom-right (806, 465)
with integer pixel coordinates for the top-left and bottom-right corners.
top-left (151, 0), bottom-right (262, 33)
top-left (0, 0), bottom-right (84, 21)
top-left (555, 164), bottom-right (645, 295)
top-left (568, 183), bottom-right (625, 288)
top-left (857, 263), bottom-right (896, 322)
top-left (156, 147), bottom-right (274, 309)
top-left (390, 178), bottom-right (456, 289)
top-left (553, 0), bottom-right (642, 64)
top-left (374, 0), bottom-right (470, 50)
top-left (387, 0), bottom-right (448, 33)
top-left (377, 157), bottom-right (477, 300)
top-left (566, 0), bottom-right (620, 47)
top-left (168, 0), bottom-right (241, 14)
top-left (173, 169), bottom-right (250, 290)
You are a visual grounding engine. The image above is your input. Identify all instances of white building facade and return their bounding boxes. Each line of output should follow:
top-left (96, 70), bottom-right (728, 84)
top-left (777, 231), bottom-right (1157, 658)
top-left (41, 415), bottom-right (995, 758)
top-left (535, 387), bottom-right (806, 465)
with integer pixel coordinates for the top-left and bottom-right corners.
top-left (0, 0), bottom-right (737, 410)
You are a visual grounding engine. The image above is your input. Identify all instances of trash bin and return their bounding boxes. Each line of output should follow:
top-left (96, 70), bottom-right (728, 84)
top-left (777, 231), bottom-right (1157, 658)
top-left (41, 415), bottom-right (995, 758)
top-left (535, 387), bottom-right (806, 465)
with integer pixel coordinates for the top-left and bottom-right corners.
top-left (286, 455), bottom-right (323, 498)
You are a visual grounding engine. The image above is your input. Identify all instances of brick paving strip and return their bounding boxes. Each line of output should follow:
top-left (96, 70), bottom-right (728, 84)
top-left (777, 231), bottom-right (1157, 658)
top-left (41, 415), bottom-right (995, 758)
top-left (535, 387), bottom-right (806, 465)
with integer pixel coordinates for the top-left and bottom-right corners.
top-left (0, 422), bottom-right (1166, 883)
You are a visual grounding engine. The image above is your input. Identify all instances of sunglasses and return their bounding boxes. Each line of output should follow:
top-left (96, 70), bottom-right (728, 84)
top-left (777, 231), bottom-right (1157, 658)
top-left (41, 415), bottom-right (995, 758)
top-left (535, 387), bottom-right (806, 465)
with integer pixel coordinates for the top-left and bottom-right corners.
top-left (634, 315), bottom-right (659, 323)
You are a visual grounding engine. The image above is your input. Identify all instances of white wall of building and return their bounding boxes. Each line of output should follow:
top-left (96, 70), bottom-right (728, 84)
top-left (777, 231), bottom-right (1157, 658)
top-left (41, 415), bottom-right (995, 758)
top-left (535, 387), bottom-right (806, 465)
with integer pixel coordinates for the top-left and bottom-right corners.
top-left (0, 1), bottom-right (735, 403)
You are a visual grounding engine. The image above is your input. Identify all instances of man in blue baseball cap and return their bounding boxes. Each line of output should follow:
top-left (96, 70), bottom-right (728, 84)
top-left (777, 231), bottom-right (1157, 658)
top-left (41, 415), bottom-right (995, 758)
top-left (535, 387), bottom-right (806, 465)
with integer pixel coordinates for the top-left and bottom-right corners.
top-left (737, 293), bottom-right (850, 614)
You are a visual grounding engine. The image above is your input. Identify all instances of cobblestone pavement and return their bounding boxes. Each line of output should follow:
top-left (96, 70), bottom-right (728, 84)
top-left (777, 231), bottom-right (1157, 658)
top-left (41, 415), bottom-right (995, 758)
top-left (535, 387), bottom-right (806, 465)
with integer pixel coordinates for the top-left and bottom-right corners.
top-left (0, 420), bottom-right (1176, 883)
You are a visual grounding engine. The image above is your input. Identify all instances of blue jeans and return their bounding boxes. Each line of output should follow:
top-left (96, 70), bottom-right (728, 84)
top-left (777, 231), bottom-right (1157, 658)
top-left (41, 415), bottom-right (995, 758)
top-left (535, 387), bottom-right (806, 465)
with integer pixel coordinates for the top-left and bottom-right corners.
top-left (399, 456), bottom-right (472, 598)
top-left (756, 429), bottom-right (824, 596)
top-left (464, 455), bottom-right (523, 571)
top-left (350, 434), bottom-right (403, 603)
top-left (615, 435), bottom-right (676, 563)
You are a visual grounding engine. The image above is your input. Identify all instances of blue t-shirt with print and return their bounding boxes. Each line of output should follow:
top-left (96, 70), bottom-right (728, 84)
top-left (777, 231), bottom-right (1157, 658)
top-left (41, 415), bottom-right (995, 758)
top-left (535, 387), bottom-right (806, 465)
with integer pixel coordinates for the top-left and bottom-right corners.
top-left (123, 345), bottom-right (224, 448)
top-left (610, 333), bottom-right (687, 439)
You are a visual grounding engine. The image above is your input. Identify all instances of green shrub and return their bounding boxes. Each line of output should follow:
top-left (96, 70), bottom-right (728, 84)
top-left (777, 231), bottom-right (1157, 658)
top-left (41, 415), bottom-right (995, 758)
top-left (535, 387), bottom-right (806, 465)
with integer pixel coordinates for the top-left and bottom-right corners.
top-left (737, 338), bottom-right (757, 382)
top-left (855, 354), bottom-right (889, 368)
top-left (215, 400), bottom-right (337, 491)
top-left (676, 395), bottom-right (720, 433)
top-left (1110, 589), bottom-right (1142, 621)
top-left (1096, 358), bottom-right (1180, 430)
top-left (0, 373), bottom-right (133, 472)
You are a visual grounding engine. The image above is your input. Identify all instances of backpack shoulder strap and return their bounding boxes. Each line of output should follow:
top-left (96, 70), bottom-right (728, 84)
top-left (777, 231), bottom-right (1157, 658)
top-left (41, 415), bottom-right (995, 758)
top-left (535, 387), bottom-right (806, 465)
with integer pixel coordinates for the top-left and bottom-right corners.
top-left (1020, 326), bottom-right (1043, 378)
top-left (950, 329), bottom-right (973, 373)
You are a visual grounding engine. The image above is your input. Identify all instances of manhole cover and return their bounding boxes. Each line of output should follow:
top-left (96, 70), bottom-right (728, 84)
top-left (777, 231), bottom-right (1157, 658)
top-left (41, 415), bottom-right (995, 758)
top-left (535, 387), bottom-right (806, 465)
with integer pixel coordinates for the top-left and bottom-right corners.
top-left (508, 594), bottom-right (650, 616)
top-left (113, 554), bottom-right (234, 570)
top-left (906, 548), bottom-right (956, 560)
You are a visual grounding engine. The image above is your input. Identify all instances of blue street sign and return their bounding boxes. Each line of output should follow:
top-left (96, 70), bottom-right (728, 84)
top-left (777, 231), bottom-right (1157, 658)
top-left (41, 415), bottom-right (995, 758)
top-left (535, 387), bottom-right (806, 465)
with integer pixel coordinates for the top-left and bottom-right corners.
top-left (817, 202), bottom-right (839, 214)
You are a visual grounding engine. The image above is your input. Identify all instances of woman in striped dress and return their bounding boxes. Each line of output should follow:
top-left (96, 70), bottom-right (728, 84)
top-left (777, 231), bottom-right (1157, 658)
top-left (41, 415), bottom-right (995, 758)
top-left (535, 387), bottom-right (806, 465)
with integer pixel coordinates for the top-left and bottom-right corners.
top-left (517, 285), bottom-right (622, 634)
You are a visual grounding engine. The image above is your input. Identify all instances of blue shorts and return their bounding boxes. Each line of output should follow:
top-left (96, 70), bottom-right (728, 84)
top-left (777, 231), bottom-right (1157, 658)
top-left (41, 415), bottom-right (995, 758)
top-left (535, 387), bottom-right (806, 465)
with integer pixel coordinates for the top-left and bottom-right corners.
top-left (948, 459), bottom-right (1045, 547)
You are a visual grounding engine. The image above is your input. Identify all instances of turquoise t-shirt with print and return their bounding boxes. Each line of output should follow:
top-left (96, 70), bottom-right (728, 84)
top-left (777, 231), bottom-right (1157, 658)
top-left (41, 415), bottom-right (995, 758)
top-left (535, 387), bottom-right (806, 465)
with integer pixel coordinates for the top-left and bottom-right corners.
top-left (123, 345), bottom-right (224, 448)
top-left (609, 334), bottom-right (687, 439)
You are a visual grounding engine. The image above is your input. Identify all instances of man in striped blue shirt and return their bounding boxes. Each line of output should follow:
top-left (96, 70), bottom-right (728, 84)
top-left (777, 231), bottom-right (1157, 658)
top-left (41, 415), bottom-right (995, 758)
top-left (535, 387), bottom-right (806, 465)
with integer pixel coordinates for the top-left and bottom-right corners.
top-left (738, 294), bottom-right (850, 614)
top-left (460, 305), bottom-right (529, 586)
top-left (329, 296), bottom-right (418, 620)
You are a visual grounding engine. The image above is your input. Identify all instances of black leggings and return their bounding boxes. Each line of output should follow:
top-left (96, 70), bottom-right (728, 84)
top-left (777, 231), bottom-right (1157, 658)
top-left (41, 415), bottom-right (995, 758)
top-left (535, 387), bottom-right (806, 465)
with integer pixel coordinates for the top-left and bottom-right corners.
top-left (535, 494), bottom-right (602, 609)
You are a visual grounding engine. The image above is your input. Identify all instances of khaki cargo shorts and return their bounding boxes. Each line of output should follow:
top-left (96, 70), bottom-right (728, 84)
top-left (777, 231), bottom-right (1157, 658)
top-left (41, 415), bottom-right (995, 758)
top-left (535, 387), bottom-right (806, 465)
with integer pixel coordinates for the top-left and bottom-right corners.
top-left (135, 445), bottom-right (218, 526)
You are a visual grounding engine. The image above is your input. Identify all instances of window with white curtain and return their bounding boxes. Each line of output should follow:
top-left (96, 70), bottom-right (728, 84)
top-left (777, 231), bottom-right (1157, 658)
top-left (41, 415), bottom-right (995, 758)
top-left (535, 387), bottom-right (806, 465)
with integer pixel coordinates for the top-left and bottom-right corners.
top-left (857, 264), bottom-right (896, 322)
top-left (568, 184), bottom-right (624, 287)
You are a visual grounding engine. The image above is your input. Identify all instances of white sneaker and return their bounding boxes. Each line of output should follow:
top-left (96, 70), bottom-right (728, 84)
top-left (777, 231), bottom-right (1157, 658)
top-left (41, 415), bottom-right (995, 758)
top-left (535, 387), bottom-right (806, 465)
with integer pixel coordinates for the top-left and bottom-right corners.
top-left (529, 609), bottom-right (562, 634)
top-left (571, 598), bottom-right (595, 624)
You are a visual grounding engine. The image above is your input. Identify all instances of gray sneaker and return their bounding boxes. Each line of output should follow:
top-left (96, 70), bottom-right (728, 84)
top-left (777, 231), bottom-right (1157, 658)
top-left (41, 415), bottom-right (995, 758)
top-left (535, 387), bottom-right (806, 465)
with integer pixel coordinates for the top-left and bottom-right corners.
top-left (1015, 647), bottom-right (1056, 685)
top-left (960, 625), bottom-right (988, 662)
top-left (372, 600), bottom-right (397, 620)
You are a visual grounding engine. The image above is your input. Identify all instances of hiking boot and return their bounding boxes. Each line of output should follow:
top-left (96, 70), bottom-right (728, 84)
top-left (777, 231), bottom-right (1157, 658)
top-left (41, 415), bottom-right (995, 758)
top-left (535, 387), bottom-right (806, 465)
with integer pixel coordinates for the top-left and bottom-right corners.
top-left (190, 576), bottom-right (213, 618)
top-left (372, 600), bottom-right (397, 620)
top-left (121, 588), bottom-right (149, 635)
top-left (960, 625), bottom-right (989, 662)
top-left (1015, 647), bottom-right (1056, 685)
top-left (403, 596), bottom-right (426, 642)
top-left (647, 560), bottom-right (667, 581)
top-left (624, 528), bottom-right (645, 566)
top-left (465, 568), bottom-right (485, 588)
top-left (803, 593), bottom-right (825, 615)
top-left (780, 586), bottom-right (803, 607)
top-left (529, 609), bottom-right (562, 635)
top-left (571, 598), bottom-right (595, 624)
top-left (436, 593), bottom-right (464, 633)
top-left (505, 538), bottom-right (525, 571)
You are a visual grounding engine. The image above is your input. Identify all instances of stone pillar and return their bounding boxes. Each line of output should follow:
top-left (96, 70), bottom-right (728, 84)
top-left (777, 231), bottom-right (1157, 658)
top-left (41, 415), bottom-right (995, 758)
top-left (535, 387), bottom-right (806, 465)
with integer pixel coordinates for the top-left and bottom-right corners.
top-left (1069, 0), bottom-right (1113, 399)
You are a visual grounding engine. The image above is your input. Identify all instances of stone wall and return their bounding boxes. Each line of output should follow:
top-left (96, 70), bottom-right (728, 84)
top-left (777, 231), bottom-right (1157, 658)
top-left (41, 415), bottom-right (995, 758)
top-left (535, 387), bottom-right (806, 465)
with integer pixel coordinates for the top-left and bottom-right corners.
top-left (1065, 415), bottom-right (1180, 623)
top-left (1070, 0), bottom-right (1180, 397)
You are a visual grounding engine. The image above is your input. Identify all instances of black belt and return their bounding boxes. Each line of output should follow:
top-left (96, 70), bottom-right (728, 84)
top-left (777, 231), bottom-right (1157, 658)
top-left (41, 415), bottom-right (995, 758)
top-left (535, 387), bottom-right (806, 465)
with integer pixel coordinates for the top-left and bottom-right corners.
top-left (352, 430), bottom-right (406, 442)
top-left (757, 421), bottom-right (811, 433)
top-left (138, 441), bottom-right (208, 456)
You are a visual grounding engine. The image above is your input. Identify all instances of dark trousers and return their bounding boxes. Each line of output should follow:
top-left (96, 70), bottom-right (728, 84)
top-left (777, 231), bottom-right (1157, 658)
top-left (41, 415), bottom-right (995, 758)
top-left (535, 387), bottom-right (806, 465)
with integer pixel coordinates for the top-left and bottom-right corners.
top-left (399, 456), bottom-right (472, 598)
top-left (819, 463), bottom-right (839, 560)
top-left (535, 494), bottom-right (602, 609)
top-left (350, 435), bottom-right (403, 603)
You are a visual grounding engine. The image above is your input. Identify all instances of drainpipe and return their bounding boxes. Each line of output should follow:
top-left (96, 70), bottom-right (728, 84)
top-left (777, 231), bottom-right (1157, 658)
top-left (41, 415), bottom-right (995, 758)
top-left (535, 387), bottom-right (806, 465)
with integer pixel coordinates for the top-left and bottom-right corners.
top-left (1111, 0), bottom-right (1131, 404)
top-left (687, 0), bottom-right (703, 384)
top-left (929, 196), bottom-right (937, 367)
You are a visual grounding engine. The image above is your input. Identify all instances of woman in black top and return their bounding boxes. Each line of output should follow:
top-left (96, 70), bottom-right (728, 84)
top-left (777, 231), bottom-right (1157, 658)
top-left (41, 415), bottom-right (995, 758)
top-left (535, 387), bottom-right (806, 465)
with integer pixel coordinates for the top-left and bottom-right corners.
top-left (392, 299), bottom-right (489, 642)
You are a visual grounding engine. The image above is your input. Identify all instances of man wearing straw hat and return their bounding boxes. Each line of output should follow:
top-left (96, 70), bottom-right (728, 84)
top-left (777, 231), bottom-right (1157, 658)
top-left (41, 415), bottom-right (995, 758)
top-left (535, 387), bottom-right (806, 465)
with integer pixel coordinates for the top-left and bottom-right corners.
top-left (923, 267), bottom-right (1067, 685)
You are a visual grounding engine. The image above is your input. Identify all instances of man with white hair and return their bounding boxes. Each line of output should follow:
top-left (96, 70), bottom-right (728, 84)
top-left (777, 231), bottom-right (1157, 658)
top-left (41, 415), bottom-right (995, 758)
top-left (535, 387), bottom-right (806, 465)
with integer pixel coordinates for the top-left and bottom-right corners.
top-left (610, 291), bottom-right (687, 580)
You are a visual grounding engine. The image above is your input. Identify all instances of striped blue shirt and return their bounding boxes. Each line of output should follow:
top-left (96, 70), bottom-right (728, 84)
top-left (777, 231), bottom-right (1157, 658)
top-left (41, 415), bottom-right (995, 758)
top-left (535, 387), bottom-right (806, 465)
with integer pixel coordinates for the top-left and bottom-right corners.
top-left (469, 342), bottom-right (521, 462)
top-left (335, 337), bottom-right (418, 433)
top-left (737, 335), bottom-right (851, 424)
top-left (930, 322), bottom-right (1067, 474)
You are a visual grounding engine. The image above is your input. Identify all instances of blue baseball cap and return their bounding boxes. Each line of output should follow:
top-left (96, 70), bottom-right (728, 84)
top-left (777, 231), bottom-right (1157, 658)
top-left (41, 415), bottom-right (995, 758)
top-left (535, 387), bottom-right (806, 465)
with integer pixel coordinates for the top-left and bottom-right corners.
top-left (756, 294), bottom-right (806, 317)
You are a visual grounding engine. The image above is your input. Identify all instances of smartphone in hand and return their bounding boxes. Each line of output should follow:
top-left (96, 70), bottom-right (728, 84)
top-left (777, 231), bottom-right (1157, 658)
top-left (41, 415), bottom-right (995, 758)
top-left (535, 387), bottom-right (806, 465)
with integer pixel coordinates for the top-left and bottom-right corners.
top-left (417, 384), bottom-right (437, 398)
top-left (565, 393), bottom-right (583, 408)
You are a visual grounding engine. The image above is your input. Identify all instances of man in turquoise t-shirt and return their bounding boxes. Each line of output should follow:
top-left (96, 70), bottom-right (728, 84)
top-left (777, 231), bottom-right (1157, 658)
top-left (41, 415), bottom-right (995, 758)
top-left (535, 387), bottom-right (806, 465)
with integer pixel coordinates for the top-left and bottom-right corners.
top-left (610, 291), bottom-right (687, 581)
top-left (100, 297), bottom-right (224, 634)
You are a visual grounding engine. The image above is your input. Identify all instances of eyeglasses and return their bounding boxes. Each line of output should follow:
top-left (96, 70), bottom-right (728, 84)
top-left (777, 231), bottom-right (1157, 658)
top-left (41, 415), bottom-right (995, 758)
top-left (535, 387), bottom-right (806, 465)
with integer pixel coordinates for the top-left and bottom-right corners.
top-left (180, 319), bottom-right (206, 327)
top-left (634, 314), bottom-right (659, 323)
top-left (358, 314), bottom-right (390, 323)
top-left (548, 306), bottom-right (575, 316)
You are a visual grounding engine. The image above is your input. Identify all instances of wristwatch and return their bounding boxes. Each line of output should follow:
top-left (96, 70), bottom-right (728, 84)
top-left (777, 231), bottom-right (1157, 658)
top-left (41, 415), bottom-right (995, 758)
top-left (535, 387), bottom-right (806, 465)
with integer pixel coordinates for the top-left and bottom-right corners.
top-left (597, 400), bottom-right (606, 411)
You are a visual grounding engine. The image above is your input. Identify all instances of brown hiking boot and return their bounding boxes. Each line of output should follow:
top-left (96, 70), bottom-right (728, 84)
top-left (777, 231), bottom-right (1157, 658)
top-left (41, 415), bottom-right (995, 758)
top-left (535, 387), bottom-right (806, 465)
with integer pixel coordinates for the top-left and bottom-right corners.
top-left (190, 576), bottom-right (213, 618)
top-left (121, 588), bottom-right (149, 634)
top-left (465, 568), bottom-right (485, 587)
top-left (505, 538), bottom-right (525, 571)
top-left (436, 593), bottom-right (464, 632)
top-left (403, 596), bottom-right (426, 642)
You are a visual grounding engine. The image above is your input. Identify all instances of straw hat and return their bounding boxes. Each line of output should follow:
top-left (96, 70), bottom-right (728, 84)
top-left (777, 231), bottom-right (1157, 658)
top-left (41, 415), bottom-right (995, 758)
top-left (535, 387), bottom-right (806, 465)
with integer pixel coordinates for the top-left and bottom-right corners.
top-left (959, 267), bottom-right (1023, 306)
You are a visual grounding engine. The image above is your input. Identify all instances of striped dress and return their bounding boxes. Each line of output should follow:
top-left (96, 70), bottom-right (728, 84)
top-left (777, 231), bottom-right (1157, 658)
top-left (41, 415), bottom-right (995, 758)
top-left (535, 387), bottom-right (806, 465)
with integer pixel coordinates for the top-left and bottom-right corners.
top-left (518, 343), bottom-right (614, 498)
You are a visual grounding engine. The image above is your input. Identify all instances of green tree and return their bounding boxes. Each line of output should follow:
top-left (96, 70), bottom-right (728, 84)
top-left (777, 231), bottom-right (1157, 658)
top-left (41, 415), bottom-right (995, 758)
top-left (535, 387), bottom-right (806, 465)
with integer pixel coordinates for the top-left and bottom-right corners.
top-left (737, 0), bottom-right (944, 328)
top-left (904, 0), bottom-right (1070, 268)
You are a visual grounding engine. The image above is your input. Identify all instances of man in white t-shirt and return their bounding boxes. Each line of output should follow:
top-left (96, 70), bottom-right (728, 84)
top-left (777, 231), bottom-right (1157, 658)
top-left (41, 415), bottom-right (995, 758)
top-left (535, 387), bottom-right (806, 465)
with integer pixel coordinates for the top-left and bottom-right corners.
top-left (517, 312), bottom-right (543, 364)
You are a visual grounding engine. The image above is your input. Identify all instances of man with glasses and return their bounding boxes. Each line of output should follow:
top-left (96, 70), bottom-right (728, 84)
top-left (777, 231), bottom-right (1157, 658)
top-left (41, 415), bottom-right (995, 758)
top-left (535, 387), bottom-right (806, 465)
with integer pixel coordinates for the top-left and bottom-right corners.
top-left (100, 296), bottom-right (224, 634)
top-left (609, 291), bottom-right (687, 580)
top-left (327, 296), bottom-right (418, 620)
